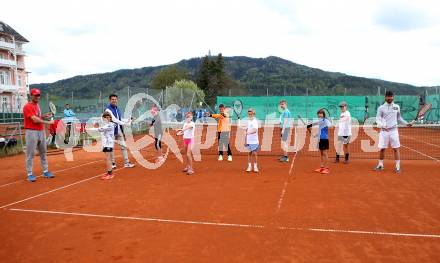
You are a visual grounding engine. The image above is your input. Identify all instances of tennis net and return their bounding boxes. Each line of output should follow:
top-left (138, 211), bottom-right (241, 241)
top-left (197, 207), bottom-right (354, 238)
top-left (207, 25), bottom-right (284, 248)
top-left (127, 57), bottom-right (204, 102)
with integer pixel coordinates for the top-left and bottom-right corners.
top-left (160, 122), bottom-right (440, 161)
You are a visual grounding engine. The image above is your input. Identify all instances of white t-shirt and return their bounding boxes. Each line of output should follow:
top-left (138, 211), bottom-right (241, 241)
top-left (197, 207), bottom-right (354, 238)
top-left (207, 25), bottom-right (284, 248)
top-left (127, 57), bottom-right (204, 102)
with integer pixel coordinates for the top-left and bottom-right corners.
top-left (338, 111), bottom-right (352, 136)
top-left (183, 121), bottom-right (195, 139)
top-left (246, 118), bottom-right (259, 144)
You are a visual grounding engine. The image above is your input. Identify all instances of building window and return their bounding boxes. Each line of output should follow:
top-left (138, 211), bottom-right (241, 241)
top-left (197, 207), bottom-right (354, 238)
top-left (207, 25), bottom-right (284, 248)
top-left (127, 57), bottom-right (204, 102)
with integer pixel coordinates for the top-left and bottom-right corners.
top-left (1, 97), bottom-right (9, 111)
top-left (17, 74), bottom-right (22, 86)
top-left (0, 71), bottom-right (10, 85)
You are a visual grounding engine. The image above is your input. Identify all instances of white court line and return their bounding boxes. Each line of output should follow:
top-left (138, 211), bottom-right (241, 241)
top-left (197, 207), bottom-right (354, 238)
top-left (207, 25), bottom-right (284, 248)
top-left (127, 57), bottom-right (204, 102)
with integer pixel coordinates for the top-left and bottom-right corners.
top-left (401, 135), bottom-right (440, 149)
top-left (275, 152), bottom-right (298, 214)
top-left (9, 208), bottom-right (440, 239)
top-left (0, 155), bottom-right (123, 189)
top-left (401, 145), bottom-right (440, 162)
top-left (0, 168), bottom-right (124, 209)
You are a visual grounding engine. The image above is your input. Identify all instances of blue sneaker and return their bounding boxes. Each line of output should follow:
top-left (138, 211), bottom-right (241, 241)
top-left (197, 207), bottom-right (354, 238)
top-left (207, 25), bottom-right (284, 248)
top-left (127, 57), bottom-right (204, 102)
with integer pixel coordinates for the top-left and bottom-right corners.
top-left (27, 174), bottom-right (37, 182)
top-left (42, 171), bottom-right (55, 178)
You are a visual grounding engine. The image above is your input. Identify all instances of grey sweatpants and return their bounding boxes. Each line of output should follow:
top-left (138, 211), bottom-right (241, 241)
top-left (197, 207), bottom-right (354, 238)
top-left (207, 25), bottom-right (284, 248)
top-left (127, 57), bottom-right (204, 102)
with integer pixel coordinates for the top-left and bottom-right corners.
top-left (110, 133), bottom-right (129, 164)
top-left (25, 129), bottom-right (49, 175)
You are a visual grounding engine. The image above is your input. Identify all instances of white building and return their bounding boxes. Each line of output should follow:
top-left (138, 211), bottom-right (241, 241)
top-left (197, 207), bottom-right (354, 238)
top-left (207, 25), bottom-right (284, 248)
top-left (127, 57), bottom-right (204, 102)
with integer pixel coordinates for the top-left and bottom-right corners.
top-left (0, 21), bottom-right (29, 113)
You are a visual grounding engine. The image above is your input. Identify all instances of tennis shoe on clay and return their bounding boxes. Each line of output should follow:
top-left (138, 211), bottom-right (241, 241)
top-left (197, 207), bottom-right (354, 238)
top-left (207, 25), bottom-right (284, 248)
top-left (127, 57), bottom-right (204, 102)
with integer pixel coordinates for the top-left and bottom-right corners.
top-left (187, 169), bottom-right (194, 175)
top-left (280, 156), bottom-right (289, 162)
top-left (314, 168), bottom-right (323, 173)
top-left (246, 165), bottom-right (252, 172)
top-left (218, 155), bottom-right (223, 161)
top-left (124, 162), bottom-right (135, 168)
top-left (101, 174), bottom-right (111, 180)
top-left (253, 165), bottom-right (259, 173)
top-left (395, 168), bottom-right (401, 174)
top-left (374, 165), bottom-right (384, 171)
top-left (27, 174), bottom-right (37, 182)
top-left (42, 171), bottom-right (54, 178)
top-left (112, 163), bottom-right (116, 169)
top-left (320, 168), bottom-right (330, 174)
top-left (182, 166), bottom-right (189, 172)
top-left (227, 155), bottom-right (232, 162)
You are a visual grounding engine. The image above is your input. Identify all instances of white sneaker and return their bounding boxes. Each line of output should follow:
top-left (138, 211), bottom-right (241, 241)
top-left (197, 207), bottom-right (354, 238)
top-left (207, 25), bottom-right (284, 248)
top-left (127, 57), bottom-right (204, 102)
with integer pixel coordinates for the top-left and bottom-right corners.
top-left (112, 163), bottom-right (116, 169)
top-left (124, 162), bottom-right (135, 168)
top-left (227, 155), bottom-right (232, 162)
top-left (218, 155), bottom-right (223, 161)
top-left (253, 165), bottom-right (259, 173)
top-left (246, 165), bottom-right (252, 172)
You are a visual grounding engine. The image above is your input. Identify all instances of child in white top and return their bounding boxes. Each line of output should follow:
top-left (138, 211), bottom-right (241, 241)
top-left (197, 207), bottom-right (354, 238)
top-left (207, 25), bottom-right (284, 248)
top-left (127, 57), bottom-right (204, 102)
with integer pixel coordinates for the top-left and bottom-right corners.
top-left (245, 108), bottom-right (259, 173)
top-left (178, 112), bottom-right (195, 175)
top-left (336, 101), bottom-right (352, 164)
top-left (89, 112), bottom-right (116, 180)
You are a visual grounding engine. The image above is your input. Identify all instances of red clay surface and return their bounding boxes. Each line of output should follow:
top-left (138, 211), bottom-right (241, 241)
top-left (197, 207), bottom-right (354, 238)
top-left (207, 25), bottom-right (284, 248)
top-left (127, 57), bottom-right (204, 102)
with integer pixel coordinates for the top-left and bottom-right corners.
top-left (1, 142), bottom-right (440, 262)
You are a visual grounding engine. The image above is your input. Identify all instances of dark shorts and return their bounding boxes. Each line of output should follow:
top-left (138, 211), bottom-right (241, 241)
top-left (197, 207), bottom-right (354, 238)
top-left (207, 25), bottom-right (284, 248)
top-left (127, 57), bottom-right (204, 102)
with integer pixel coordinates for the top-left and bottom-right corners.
top-left (281, 128), bottom-right (291, 142)
top-left (103, 147), bottom-right (113, 152)
top-left (318, 139), bottom-right (329, 150)
top-left (155, 136), bottom-right (162, 150)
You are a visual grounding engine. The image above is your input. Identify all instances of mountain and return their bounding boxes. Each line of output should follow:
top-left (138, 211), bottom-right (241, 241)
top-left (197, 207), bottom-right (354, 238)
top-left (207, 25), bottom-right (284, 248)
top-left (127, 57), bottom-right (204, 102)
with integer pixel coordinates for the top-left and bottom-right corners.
top-left (32, 56), bottom-right (426, 98)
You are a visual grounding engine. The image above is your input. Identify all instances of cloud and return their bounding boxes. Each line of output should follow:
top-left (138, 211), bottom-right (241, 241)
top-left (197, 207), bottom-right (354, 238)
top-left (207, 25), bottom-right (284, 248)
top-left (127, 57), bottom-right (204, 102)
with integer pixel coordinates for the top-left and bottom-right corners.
top-left (1, 0), bottom-right (440, 87)
top-left (375, 3), bottom-right (436, 31)
top-left (60, 25), bottom-right (99, 36)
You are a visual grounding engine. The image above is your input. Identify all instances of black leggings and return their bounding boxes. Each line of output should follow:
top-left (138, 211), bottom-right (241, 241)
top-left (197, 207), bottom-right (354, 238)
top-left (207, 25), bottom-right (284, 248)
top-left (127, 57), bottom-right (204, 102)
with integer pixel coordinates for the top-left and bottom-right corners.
top-left (217, 132), bottom-right (232, 156)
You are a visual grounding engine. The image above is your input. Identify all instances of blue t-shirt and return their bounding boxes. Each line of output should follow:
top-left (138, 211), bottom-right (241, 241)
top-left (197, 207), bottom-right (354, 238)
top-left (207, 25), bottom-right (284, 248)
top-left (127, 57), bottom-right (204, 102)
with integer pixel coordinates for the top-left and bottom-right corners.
top-left (318, 118), bottom-right (331, 140)
top-left (280, 109), bottom-right (292, 128)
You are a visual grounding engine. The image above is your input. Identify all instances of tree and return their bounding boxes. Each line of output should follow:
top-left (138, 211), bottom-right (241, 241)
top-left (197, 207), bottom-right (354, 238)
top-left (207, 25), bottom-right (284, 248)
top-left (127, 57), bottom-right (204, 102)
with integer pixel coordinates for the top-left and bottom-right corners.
top-left (196, 53), bottom-right (228, 105)
top-left (151, 65), bottom-right (190, 89)
top-left (165, 80), bottom-right (205, 108)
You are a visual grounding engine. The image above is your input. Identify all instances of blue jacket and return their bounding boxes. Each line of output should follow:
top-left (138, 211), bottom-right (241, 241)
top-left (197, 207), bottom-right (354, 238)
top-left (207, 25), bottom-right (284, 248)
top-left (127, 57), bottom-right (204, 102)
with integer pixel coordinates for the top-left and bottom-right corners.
top-left (106, 104), bottom-right (123, 135)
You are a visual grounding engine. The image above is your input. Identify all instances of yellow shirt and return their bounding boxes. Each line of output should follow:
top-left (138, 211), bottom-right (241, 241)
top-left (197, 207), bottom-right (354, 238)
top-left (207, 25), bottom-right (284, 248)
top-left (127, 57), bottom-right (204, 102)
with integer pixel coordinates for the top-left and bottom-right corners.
top-left (211, 112), bottom-right (231, 132)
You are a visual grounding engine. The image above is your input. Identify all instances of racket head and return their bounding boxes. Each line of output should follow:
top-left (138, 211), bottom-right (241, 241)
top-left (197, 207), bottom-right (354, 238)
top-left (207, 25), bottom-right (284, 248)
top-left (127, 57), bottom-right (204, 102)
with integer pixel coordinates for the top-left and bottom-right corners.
top-left (232, 100), bottom-right (243, 118)
top-left (417, 103), bottom-right (432, 119)
top-left (176, 130), bottom-right (184, 136)
top-left (321, 107), bottom-right (331, 119)
top-left (224, 106), bottom-right (234, 118)
top-left (49, 102), bottom-right (56, 114)
top-left (297, 114), bottom-right (307, 125)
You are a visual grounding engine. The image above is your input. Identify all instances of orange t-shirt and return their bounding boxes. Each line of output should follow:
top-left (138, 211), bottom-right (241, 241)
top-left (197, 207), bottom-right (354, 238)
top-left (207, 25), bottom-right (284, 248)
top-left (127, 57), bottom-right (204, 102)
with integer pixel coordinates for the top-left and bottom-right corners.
top-left (211, 112), bottom-right (230, 132)
top-left (23, 102), bottom-right (44, 130)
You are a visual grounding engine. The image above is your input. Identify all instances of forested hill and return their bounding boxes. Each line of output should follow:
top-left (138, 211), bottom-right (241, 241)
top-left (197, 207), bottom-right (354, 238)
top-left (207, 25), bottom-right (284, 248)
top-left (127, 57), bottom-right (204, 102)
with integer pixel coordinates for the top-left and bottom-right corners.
top-left (32, 56), bottom-right (424, 98)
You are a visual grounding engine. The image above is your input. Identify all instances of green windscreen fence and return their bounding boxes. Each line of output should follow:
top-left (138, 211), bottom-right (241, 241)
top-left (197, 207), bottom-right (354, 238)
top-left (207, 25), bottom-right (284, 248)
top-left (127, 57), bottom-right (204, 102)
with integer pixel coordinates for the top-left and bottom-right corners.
top-left (217, 95), bottom-right (440, 123)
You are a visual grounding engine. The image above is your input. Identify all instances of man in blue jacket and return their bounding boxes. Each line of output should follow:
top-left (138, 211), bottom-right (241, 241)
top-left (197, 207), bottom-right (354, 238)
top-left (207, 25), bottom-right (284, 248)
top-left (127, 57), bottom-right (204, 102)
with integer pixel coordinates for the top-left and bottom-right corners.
top-left (105, 94), bottom-right (135, 168)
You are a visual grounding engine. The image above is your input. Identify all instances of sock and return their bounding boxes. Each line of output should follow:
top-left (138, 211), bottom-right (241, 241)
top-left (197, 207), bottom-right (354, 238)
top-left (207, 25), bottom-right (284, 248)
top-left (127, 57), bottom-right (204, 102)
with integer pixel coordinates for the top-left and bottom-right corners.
top-left (396, 160), bottom-right (400, 169)
top-left (248, 162), bottom-right (251, 167)
top-left (335, 154), bottom-right (339, 160)
top-left (345, 153), bottom-right (349, 161)
top-left (378, 160), bottom-right (384, 167)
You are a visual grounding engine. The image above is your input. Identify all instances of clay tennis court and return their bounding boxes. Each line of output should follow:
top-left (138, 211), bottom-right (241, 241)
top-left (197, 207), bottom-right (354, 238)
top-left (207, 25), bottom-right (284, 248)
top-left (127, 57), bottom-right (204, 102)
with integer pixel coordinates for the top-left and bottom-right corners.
top-left (1, 126), bottom-right (440, 262)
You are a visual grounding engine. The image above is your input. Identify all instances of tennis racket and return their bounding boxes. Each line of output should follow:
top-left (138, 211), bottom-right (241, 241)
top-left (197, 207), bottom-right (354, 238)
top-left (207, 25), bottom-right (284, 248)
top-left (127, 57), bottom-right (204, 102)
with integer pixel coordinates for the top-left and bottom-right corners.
top-left (176, 130), bottom-right (184, 136)
top-left (232, 100), bottom-right (243, 120)
top-left (364, 96), bottom-right (369, 122)
top-left (49, 101), bottom-right (56, 120)
top-left (411, 103), bottom-right (432, 124)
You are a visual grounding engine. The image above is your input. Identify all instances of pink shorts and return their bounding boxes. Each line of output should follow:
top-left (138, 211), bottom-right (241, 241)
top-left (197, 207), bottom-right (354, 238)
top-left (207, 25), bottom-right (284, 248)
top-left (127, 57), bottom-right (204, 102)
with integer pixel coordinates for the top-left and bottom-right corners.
top-left (184, 138), bottom-right (194, 146)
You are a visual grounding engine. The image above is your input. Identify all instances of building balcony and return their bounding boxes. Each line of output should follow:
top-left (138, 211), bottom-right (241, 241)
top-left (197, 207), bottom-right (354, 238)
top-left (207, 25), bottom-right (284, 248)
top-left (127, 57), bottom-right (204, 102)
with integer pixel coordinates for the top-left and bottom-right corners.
top-left (16, 48), bottom-right (26, 55)
top-left (0, 84), bottom-right (19, 93)
top-left (0, 58), bottom-right (16, 68)
top-left (0, 40), bottom-right (15, 50)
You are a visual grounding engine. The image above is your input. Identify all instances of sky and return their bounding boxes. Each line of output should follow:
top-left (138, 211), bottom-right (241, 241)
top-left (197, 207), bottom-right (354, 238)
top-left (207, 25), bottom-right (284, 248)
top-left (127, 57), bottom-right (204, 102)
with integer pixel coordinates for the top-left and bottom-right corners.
top-left (3, 0), bottom-right (440, 86)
